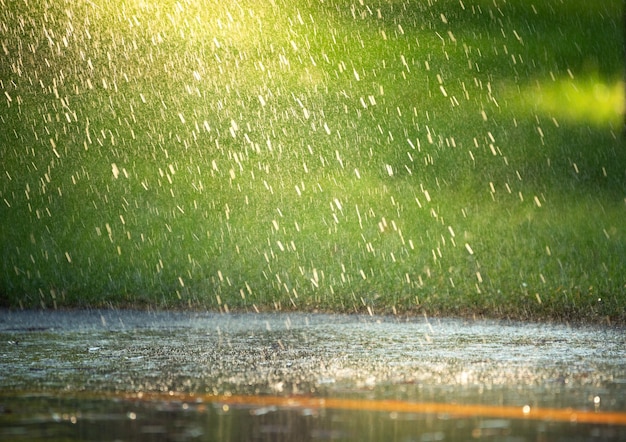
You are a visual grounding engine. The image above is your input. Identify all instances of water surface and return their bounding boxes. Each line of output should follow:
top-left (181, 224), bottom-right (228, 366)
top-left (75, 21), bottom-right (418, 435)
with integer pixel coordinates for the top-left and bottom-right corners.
top-left (1, 310), bottom-right (625, 440)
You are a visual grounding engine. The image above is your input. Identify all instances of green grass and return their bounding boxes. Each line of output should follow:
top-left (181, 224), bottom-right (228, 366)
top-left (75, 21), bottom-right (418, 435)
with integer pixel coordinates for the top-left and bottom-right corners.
top-left (1, 0), bottom-right (625, 323)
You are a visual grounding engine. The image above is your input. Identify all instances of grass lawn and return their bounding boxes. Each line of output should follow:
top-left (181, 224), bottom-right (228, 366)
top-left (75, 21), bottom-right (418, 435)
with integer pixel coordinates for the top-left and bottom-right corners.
top-left (1, 0), bottom-right (625, 323)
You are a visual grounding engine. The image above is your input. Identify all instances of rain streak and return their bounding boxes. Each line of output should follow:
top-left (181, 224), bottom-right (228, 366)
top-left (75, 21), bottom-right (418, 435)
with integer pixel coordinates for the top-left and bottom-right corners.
top-left (1, 0), bottom-right (624, 317)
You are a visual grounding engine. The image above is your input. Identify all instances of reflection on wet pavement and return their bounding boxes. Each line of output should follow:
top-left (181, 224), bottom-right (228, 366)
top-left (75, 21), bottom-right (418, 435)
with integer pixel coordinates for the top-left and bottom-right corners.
top-left (2, 393), bottom-right (626, 442)
top-left (1, 310), bottom-right (625, 440)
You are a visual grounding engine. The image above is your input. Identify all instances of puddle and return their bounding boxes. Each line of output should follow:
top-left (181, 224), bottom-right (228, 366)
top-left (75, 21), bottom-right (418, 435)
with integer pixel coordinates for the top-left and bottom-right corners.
top-left (2, 392), bottom-right (626, 442)
top-left (1, 310), bottom-right (625, 440)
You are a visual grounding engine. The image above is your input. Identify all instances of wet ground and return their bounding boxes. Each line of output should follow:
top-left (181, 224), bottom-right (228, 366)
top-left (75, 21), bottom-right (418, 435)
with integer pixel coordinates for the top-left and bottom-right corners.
top-left (1, 309), bottom-right (625, 441)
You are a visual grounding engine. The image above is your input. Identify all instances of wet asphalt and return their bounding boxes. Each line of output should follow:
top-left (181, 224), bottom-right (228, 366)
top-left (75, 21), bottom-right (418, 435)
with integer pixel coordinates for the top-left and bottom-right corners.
top-left (1, 309), bottom-right (625, 412)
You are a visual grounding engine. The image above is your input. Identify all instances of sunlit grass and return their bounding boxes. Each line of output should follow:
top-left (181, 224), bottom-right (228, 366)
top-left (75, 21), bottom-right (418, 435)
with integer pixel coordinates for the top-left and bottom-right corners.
top-left (1, 0), bottom-right (625, 322)
top-left (526, 77), bottom-right (624, 126)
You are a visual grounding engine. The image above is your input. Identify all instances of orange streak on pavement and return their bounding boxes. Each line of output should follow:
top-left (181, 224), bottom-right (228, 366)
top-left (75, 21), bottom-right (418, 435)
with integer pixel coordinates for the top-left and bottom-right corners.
top-left (126, 392), bottom-right (626, 426)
